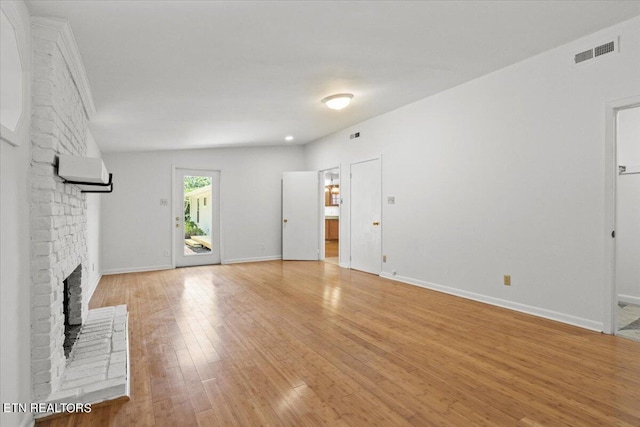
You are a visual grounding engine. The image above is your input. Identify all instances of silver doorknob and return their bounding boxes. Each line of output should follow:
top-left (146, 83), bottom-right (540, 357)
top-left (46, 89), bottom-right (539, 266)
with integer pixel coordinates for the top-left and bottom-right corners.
top-left (283, 219), bottom-right (288, 223)
top-left (373, 222), bottom-right (380, 226)
top-left (176, 216), bottom-right (180, 221)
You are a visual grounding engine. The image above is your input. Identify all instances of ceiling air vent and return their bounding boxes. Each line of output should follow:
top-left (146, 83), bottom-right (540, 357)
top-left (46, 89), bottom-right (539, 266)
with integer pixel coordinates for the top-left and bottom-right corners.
top-left (574, 37), bottom-right (618, 65)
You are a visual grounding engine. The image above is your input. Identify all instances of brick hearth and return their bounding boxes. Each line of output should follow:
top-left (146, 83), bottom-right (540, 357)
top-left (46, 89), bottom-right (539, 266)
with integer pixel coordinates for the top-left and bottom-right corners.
top-left (35, 305), bottom-right (130, 418)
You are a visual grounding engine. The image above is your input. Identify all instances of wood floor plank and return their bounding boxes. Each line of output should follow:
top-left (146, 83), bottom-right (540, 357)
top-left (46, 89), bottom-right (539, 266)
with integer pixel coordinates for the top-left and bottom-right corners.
top-left (201, 378), bottom-right (241, 426)
top-left (195, 409), bottom-right (216, 427)
top-left (36, 260), bottom-right (640, 426)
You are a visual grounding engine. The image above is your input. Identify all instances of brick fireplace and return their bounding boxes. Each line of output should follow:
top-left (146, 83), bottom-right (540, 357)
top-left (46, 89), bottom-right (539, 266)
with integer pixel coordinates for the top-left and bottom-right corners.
top-left (29, 17), bottom-right (128, 409)
top-left (30, 17), bottom-right (91, 400)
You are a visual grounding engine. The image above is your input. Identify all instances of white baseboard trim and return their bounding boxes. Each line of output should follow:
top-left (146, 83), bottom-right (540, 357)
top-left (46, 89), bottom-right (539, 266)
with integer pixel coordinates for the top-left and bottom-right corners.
top-left (223, 255), bottom-right (282, 265)
top-left (339, 262), bottom-right (350, 269)
top-left (86, 273), bottom-right (102, 303)
top-left (619, 294), bottom-right (640, 305)
top-left (380, 272), bottom-right (603, 332)
top-left (19, 413), bottom-right (34, 427)
top-left (102, 265), bottom-right (173, 275)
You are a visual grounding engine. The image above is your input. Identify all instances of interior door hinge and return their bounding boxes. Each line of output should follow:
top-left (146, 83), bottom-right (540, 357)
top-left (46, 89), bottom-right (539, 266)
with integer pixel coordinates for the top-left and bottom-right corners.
top-left (611, 230), bottom-right (615, 238)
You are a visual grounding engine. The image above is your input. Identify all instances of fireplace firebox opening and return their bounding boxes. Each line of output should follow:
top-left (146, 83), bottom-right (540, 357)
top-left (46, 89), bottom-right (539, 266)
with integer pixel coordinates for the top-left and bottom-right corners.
top-left (63, 265), bottom-right (83, 358)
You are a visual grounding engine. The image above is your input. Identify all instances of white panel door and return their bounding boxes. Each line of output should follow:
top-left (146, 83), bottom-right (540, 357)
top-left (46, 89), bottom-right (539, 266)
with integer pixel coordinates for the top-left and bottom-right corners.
top-left (350, 159), bottom-right (381, 274)
top-left (282, 171), bottom-right (319, 260)
top-left (175, 168), bottom-right (221, 267)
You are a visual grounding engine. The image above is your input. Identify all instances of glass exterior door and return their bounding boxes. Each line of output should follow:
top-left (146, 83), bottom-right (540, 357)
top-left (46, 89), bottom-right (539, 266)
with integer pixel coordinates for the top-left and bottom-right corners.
top-left (175, 168), bottom-right (220, 266)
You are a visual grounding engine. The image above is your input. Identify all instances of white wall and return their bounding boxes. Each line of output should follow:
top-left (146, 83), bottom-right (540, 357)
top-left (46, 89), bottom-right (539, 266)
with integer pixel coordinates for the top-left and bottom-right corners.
top-left (101, 145), bottom-right (304, 273)
top-left (0, 125), bottom-right (33, 427)
top-left (85, 129), bottom-right (102, 305)
top-left (616, 106), bottom-right (640, 304)
top-left (304, 16), bottom-right (640, 331)
top-left (0, 2), bottom-right (32, 426)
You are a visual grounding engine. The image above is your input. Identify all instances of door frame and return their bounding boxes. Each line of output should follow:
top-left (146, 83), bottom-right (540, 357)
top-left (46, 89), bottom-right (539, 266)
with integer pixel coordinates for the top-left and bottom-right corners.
top-left (172, 165), bottom-right (223, 268)
top-left (318, 165), bottom-right (341, 261)
top-left (349, 155), bottom-right (382, 274)
top-left (603, 95), bottom-right (640, 334)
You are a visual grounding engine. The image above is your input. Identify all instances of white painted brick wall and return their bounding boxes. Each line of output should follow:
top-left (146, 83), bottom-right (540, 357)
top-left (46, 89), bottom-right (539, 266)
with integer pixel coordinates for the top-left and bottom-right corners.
top-left (30, 31), bottom-right (91, 400)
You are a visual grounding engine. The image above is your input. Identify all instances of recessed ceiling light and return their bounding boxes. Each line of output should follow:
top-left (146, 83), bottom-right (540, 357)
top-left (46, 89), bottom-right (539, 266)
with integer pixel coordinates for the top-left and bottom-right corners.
top-left (321, 93), bottom-right (353, 110)
top-left (285, 135), bottom-right (294, 141)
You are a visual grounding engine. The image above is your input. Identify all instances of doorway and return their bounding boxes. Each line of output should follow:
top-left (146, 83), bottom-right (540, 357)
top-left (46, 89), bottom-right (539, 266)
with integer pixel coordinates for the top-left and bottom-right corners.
top-left (322, 168), bottom-right (340, 265)
top-left (174, 168), bottom-right (221, 267)
top-left (350, 158), bottom-right (382, 275)
top-left (614, 105), bottom-right (640, 341)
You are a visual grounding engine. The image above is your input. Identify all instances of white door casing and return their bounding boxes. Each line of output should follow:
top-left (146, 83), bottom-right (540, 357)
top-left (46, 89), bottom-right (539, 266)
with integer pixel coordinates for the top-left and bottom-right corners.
top-left (614, 106), bottom-right (640, 334)
top-left (282, 171), bottom-right (319, 260)
top-left (350, 158), bottom-right (382, 274)
top-left (604, 96), bottom-right (640, 334)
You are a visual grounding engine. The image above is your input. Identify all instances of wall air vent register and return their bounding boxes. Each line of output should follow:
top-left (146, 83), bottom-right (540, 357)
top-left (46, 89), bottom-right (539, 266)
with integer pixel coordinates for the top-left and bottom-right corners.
top-left (574, 38), bottom-right (618, 64)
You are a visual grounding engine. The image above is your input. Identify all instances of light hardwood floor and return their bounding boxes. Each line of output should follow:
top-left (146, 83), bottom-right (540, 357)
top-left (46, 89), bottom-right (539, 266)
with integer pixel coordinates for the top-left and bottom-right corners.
top-left (38, 261), bottom-right (640, 426)
top-left (325, 240), bottom-right (339, 258)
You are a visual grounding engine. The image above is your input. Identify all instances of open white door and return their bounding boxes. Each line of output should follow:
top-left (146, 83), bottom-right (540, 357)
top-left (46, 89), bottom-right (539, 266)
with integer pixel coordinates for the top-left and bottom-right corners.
top-left (283, 171), bottom-right (319, 260)
top-left (350, 158), bottom-right (381, 274)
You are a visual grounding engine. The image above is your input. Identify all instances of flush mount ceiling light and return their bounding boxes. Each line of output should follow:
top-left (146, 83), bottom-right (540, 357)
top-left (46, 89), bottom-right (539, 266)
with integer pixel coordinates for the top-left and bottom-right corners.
top-left (285, 135), bottom-right (294, 141)
top-left (321, 93), bottom-right (353, 110)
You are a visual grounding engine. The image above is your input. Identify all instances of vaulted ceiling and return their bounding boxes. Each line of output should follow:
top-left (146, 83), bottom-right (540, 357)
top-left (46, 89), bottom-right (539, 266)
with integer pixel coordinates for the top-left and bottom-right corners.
top-left (26, 1), bottom-right (640, 153)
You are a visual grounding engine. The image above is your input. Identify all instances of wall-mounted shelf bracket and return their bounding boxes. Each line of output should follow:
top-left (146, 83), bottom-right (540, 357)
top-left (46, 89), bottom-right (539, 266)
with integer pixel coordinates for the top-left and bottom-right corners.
top-left (619, 165), bottom-right (640, 175)
top-left (61, 173), bottom-right (114, 193)
top-left (54, 154), bottom-right (113, 193)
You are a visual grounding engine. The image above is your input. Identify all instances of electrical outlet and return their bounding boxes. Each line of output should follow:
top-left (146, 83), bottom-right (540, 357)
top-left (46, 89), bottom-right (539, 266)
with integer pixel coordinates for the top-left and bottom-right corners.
top-left (504, 275), bottom-right (511, 286)
top-left (163, 250), bottom-right (170, 257)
